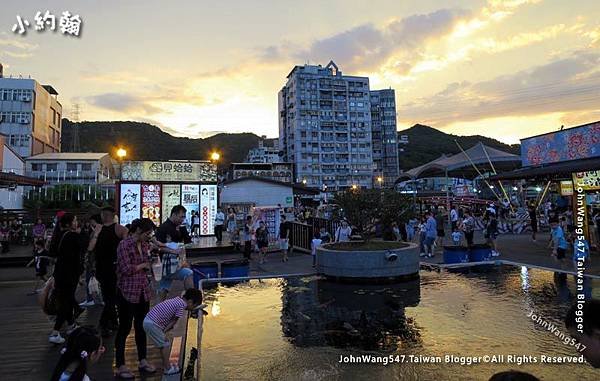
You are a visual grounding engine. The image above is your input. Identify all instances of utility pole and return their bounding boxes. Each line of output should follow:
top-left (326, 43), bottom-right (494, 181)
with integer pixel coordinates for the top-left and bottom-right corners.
top-left (71, 103), bottom-right (81, 152)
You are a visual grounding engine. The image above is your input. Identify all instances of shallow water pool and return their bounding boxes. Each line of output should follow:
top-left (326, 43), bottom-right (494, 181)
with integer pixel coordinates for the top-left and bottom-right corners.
top-left (197, 266), bottom-right (599, 380)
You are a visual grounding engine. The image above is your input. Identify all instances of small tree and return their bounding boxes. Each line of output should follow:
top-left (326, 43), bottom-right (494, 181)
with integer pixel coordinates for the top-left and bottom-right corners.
top-left (334, 188), bottom-right (413, 242)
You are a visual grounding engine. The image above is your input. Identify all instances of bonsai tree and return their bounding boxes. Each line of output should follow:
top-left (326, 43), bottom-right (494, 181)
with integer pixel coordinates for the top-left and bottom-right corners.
top-left (334, 188), bottom-right (413, 242)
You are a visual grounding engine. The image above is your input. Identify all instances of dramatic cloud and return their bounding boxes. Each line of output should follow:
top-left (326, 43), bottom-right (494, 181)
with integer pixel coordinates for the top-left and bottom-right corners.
top-left (398, 51), bottom-right (600, 126)
top-left (259, 9), bottom-right (471, 72)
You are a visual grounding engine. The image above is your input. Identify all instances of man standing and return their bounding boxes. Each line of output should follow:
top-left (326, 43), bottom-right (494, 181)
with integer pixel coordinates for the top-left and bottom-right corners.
top-left (94, 207), bottom-right (128, 337)
top-left (156, 205), bottom-right (194, 300)
top-left (450, 205), bottom-right (458, 231)
top-left (214, 208), bottom-right (225, 243)
top-left (156, 205), bottom-right (192, 245)
top-left (434, 209), bottom-right (445, 248)
top-left (278, 215), bottom-right (291, 262)
top-left (528, 204), bottom-right (538, 242)
top-left (461, 210), bottom-right (475, 246)
top-left (424, 211), bottom-right (437, 258)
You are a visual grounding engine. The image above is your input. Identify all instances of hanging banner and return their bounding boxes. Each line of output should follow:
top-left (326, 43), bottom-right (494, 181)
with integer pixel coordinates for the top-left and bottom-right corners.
top-left (161, 184), bottom-right (181, 223)
top-left (120, 183), bottom-right (141, 225)
top-left (521, 121), bottom-right (600, 166)
top-left (141, 184), bottom-right (161, 225)
top-left (200, 185), bottom-right (211, 235)
top-left (200, 184), bottom-right (218, 235)
top-left (181, 184), bottom-right (199, 229)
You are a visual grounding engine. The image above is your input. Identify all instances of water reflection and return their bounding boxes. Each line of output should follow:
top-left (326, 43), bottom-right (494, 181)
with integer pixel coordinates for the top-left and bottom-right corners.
top-left (281, 277), bottom-right (421, 350)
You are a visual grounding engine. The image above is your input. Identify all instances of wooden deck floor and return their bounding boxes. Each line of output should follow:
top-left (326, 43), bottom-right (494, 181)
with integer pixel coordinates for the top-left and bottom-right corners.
top-left (0, 274), bottom-right (187, 381)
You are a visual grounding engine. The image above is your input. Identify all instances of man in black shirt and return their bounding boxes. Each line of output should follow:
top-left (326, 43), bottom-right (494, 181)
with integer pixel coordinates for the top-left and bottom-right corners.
top-left (279, 215), bottom-right (291, 262)
top-left (156, 205), bottom-right (192, 244)
top-left (155, 205), bottom-right (194, 300)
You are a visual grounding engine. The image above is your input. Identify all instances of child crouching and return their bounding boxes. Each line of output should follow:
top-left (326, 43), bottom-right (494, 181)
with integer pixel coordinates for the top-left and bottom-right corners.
top-left (143, 289), bottom-right (203, 375)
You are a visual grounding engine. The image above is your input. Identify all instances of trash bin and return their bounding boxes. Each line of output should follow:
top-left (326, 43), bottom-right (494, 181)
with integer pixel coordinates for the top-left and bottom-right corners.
top-left (469, 244), bottom-right (492, 262)
top-left (443, 246), bottom-right (469, 264)
top-left (191, 262), bottom-right (219, 289)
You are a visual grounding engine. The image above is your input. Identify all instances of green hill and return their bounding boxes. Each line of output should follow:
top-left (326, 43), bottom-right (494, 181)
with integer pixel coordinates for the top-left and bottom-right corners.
top-left (61, 119), bottom-right (261, 167)
top-left (61, 120), bottom-right (519, 171)
top-left (398, 124), bottom-right (520, 170)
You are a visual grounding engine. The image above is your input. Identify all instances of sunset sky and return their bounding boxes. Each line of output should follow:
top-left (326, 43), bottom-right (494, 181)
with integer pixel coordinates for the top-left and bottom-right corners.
top-left (1, 0), bottom-right (599, 143)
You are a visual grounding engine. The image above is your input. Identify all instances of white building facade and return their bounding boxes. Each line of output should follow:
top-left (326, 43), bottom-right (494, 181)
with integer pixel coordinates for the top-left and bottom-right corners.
top-left (279, 61), bottom-right (374, 190)
top-left (25, 152), bottom-right (116, 185)
top-left (0, 64), bottom-right (62, 158)
top-left (246, 137), bottom-right (282, 163)
top-left (0, 135), bottom-right (25, 209)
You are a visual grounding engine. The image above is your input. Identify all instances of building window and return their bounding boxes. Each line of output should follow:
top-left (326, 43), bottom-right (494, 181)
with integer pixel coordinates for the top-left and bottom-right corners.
top-left (66, 163), bottom-right (78, 171)
top-left (46, 163), bottom-right (57, 171)
top-left (31, 163), bottom-right (42, 171)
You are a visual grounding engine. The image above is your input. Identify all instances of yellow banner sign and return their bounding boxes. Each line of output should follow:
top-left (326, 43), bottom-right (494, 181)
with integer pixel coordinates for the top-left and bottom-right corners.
top-left (560, 180), bottom-right (574, 196)
top-left (573, 170), bottom-right (600, 191)
top-left (121, 161), bottom-right (217, 182)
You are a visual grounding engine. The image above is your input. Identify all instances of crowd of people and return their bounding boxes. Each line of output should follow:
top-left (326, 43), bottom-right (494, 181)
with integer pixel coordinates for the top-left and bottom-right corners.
top-left (34, 205), bottom-right (205, 379)
top-left (393, 204), bottom-right (501, 258)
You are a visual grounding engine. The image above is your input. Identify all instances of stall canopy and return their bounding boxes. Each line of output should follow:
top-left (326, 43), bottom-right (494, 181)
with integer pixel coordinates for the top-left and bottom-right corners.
top-left (396, 142), bottom-right (521, 182)
top-left (490, 157), bottom-right (600, 181)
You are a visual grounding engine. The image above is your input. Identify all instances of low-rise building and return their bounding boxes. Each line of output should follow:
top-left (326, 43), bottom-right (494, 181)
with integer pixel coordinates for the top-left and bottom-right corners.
top-left (25, 152), bottom-right (117, 184)
top-left (246, 136), bottom-right (281, 163)
top-left (228, 162), bottom-right (294, 183)
top-left (220, 177), bottom-right (319, 208)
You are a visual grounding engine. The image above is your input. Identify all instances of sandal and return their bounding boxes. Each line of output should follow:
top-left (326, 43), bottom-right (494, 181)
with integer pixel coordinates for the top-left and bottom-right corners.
top-left (115, 370), bottom-right (135, 379)
top-left (138, 364), bottom-right (157, 374)
top-left (164, 365), bottom-right (181, 375)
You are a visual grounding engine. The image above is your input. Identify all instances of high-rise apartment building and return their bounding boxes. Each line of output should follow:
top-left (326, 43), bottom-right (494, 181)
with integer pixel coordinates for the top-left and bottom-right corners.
top-left (279, 61), bottom-right (374, 190)
top-left (370, 89), bottom-right (399, 187)
top-left (0, 63), bottom-right (62, 158)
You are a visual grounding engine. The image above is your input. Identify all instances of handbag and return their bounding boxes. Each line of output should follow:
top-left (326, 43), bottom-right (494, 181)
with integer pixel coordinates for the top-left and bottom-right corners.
top-left (162, 253), bottom-right (180, 277)
top-left (39, 277), bottom-right (58, 316)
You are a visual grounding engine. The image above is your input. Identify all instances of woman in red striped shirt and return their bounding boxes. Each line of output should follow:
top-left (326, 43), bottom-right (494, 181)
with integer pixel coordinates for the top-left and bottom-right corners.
top-left (114, 218), bottom-right (156, 379)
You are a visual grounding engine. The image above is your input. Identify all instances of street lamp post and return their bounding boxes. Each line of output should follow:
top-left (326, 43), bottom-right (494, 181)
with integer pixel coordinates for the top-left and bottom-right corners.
top-left (210, 151), bottom-right (221, 182)
top-left (116, 147), bottom-right (127, 180)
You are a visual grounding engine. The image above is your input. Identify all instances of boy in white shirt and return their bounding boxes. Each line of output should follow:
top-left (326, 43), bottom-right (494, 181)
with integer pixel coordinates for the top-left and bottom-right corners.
top-left (451, 228), bottom-right (462, 246)
top-left (311, 232), bottom-right (322, 268)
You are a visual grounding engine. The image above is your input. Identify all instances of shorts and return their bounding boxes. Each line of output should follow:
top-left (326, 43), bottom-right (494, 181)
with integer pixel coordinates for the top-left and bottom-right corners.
top-left (436, 229), bottom-right (445, 238)
top-left (556, 248), bottom-right (566, 259)
top-left (159, 267), bottom-right (193, 291)
top-left (143, 318), bottom-right (169, 348)
top-left (531, 221), bottom-right (538, 233)
top-left (424, 236), bottom-right (435, 246)
top-left (257, 241), bottom-right (269, 249)
top-left (279, 238), bottom-right (289, 251)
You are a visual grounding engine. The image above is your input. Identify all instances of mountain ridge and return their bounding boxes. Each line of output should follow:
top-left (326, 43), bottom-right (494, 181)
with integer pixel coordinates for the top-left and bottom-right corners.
top-left (61, 120), bottom-right (520, 170)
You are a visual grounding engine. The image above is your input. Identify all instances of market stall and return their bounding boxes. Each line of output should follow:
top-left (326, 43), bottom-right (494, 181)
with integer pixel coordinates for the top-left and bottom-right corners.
top-left (117, 160), bottom-right (218, 235)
